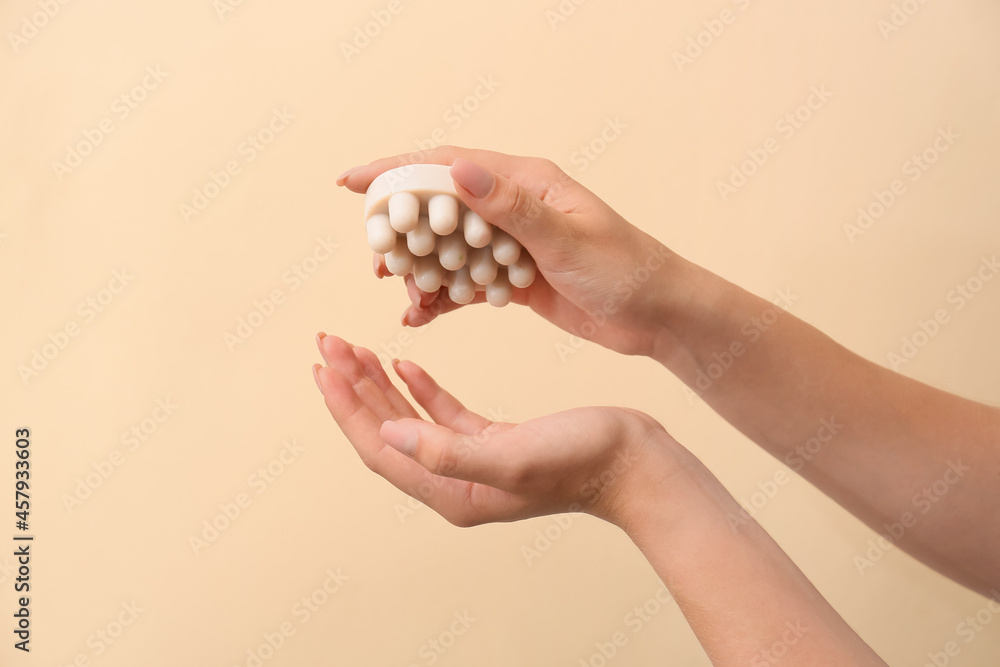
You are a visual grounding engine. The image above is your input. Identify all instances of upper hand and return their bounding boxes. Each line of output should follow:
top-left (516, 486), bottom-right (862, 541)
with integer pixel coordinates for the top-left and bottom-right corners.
top-left (338, 146), bottom-right (677, 357)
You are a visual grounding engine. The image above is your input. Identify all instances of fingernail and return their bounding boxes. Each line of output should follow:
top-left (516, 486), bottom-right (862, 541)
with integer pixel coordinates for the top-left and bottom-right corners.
top-left (316, 332), bottom-right (327, 351)
top-left (381, 420), bottom-right (417, 456)
top-left (451, 159), bottom-right (494, 199)
top-left (312, 363), bottom-right (324, 394)
top-left (336, 166), bottom-right (362, 185)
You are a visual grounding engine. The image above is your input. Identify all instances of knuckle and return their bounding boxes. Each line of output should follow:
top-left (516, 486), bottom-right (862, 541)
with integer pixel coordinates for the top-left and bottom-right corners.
top-left (360, 453), bottom-right (381, 475)
top-left (505, 182), bottom-right (542, 224)
top-left (501, 457), bottom-right (534, 490)
top-left (446, 512), bottom-right (478, 528)
top-left (536, 157), bottom-right (563, 178)
top-left (430, 443), bottom-right (459, 477)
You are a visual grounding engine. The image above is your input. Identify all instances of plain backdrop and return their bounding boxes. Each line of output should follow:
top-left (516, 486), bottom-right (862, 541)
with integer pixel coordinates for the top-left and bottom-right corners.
top-left (2, 0), bottom-right (999, 665)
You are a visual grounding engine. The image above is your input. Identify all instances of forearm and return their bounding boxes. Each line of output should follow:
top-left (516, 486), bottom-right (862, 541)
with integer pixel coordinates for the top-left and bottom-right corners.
top-left (623, 438), bottom-right (886, 666)
top-left (646, 256), bottom-right (1000, 593)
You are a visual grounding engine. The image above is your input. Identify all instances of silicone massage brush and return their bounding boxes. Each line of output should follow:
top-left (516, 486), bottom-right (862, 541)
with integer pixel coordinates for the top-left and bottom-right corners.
top-left (363, 164), bottom-right (537, 307)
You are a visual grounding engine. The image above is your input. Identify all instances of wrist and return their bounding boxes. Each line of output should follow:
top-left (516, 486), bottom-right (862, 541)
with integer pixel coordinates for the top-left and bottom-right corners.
top-left (640, 250), bottom-right (706, 360)
top-left (608, 423), bottom-right (716, 542)
top-left (644, 255), bottom-right (733, 368)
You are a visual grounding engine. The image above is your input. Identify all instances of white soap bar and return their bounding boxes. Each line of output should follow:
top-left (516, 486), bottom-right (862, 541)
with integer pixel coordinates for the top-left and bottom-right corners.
top-left (437, 232), bottom-right (468, 271)
top-left (446, 266), bottom-right (476, 305)
top-left (387, 192), bottom-right (420, 233)
top-left (468, 246), bottom-right (498, 286)
top-left (365, 213), bottom-right (396, 255)
top-left (485, 269), bottom-right (512, 307)
top-left (406, 215), bottom-right (436, 257)
top-left (507, 252), bottom-right (537, 289)
top-left (363, 164), bottom-right (536, 306)
top-left (385, 236), bottom-right (413, 276)
top-left (427, 194), bottom-right (459, 235)
top-left (413, 254), bottom-right (445, 293)
top-left (463, 210), bottom-right (492, 248)
top-left (491, 229), bottom-right (521, 266)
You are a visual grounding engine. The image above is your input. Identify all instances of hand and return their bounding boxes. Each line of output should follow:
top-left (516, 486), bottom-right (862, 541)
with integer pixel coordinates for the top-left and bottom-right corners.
top-left (338, 146), bottom-right (680, 357)
top-left (313, 332), bottom-right (689, 528)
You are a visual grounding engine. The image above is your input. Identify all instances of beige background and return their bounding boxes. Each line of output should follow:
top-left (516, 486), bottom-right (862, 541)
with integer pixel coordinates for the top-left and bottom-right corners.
top-left (2, 0), bottom-right (999, 664)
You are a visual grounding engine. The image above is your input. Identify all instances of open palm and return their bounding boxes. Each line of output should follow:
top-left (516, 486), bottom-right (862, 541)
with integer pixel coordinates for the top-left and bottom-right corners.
top-left (314, 333), bottom-right (673, 527)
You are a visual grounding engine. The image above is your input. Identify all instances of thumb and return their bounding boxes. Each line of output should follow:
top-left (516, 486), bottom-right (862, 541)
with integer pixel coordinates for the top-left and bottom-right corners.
top-left (450, 158), bottom-right (569, 249)
top-left (380, 418), bottom-right (515, 487)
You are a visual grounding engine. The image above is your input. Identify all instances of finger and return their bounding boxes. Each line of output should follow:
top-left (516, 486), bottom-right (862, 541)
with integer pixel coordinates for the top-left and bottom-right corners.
top-left (450, 158), bottom-right (576, 251)
top-left (352, 346), bottom-right (420, 420)
top-left (373, 253), bottom-right (391, 279)
top-left (315, 365), bottom-right (412, 475)
top-left (391, 359), bottom-right (491, 434)
top-left (316, 351), bottom-right (523, 526)
top-left (317, 334), bottom-right (403, 422)
top-left (339, 145), bottom-right (558, 200)
top-left (404, 273), bottom-right (440, 310)
top-left (380, 418), bottom-right (519, 488)
top-left (402, 292), bottom-right (480, 327)
top-left (316, 366), bottom-right (465, 502)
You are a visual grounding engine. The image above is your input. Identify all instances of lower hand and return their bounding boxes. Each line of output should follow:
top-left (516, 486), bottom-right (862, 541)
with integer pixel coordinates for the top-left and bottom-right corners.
top-left (313, 332), bottom-right (688, 528)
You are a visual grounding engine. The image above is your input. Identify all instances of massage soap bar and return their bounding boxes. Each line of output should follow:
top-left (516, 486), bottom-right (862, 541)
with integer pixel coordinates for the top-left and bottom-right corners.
top-left (364, 164), bottom-right (537, 307)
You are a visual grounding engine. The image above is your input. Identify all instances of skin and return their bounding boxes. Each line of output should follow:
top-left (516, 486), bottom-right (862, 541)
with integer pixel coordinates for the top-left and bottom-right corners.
top-left (321, 145), bottom-right (999, 663)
